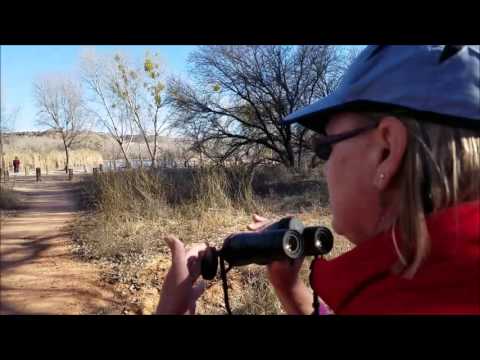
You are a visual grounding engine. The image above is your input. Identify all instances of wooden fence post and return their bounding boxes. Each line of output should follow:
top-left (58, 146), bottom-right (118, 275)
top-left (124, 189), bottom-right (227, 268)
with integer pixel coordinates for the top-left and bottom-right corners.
top-left (36, 168), bottom-right (41, 182)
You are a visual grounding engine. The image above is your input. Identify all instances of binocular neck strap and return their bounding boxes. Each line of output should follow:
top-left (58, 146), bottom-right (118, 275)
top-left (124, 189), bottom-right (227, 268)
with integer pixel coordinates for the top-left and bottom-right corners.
top-left (219, 255), bottom-right (233, 315)
top-left (310, 255), bottom-right (320, 315)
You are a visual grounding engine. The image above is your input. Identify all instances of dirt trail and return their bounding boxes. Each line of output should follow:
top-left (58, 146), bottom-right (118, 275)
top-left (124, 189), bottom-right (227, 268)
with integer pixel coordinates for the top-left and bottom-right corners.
top-left (0, 173), bottom-right (122, 314)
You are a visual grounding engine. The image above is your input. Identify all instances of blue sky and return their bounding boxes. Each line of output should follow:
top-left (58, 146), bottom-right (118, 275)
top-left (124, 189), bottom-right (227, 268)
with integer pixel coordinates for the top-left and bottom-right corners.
top-left (1, 45), bottom-right (365, 132)
top-left (1, 45), bottom-right (195, 131)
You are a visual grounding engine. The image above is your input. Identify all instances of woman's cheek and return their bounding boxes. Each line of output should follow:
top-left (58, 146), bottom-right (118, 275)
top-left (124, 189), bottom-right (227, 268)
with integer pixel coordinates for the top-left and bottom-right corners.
top-left (324, 166), bottom-right (342, 234)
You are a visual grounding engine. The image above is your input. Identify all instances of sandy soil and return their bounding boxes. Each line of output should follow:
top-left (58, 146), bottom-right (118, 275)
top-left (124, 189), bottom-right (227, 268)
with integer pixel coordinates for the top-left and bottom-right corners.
top-left (0, 173), bottom-right (123, 314)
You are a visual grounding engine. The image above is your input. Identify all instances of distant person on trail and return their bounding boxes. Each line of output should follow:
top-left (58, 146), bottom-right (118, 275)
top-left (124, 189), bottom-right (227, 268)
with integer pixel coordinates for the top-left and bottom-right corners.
top-left (156, 46), bottom-right (480, 315)
top-left (13, 157), bottom-right (20, 174)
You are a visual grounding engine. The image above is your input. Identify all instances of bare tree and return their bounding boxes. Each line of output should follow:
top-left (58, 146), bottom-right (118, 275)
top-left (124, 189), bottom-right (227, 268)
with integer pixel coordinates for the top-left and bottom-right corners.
top-left (34, 75), bottom-right (89, 172)
top-left (80, 50), bottom-right (135, 167)
top-left (168, 45), bottom-right (352, 169)
top-left (107, 52), bottom-right (169, 168)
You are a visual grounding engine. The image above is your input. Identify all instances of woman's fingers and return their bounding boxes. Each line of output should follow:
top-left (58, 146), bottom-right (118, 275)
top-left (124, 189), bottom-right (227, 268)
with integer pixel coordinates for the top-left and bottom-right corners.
top-left (247, 213), bottom-right (273, 231)
top-left (186, 243), bottom-right (208, 257)
top-left (185, 280), bottom-right (207, 315)
top-left (185, 243), bottom-right (209, 281)
top-left (253, 213), bottom-right (269, 222)
top-left (192, 280), bottom-right (207, 300)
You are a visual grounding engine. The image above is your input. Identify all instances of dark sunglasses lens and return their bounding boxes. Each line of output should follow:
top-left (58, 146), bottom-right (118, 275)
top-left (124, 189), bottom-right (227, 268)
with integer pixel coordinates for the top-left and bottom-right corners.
top-left (315, 144), bottom-right (331, 161)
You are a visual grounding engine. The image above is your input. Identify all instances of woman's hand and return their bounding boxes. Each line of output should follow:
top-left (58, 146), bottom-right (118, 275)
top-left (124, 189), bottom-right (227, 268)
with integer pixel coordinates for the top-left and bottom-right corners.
top-left (156, 235), bottom-right (207, 315)
top-left (247, 214), bottom-right (313, 315)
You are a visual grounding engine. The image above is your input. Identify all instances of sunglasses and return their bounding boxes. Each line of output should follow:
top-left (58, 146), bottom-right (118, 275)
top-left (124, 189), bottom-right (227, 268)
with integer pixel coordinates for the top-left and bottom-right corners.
top-left (311, 122), bottom-right (379, 161)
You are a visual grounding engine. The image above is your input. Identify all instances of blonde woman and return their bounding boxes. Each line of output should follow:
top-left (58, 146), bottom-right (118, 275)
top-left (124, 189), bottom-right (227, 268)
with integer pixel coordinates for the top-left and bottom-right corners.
top-left (157, 45), bottom-right (480, 315)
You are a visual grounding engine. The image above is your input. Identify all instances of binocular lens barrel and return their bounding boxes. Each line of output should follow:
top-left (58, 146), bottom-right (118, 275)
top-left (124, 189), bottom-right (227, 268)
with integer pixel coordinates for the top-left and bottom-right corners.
top-left (201, 247), bottom-right (219, 280)
top-left (302, 226), bottom-right (334, 256)
top-left (199, 217), bottom-right (334, 280)
top-left (282, 231), bottom-right (304, 259)
top-left (222, 229), bottom-right (303, 267)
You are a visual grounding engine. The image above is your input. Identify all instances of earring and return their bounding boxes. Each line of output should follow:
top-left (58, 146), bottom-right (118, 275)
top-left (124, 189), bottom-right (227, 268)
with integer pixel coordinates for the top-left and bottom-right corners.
top-left (375, 173), bottom-right (385, 188)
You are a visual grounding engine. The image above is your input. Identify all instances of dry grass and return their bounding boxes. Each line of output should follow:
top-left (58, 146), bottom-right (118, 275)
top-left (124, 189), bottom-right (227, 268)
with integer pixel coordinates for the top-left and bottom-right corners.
top-left (3, 149), bottom-right (103, 174)
top-left (71, 165), bottom-right (353, 315)
top-left (73, 167), bottom-right (260, 260)
top-left (0, 183), bottom-right (23, 210)
top-left (0, 184), bottom-right (25, 226)
top-left (3, 133), bottom-right (104, 172)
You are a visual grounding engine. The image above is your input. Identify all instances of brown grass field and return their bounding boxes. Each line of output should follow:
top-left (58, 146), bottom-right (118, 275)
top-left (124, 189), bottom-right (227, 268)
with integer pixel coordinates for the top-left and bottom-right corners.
top-left (71, 166), bottom-right (353, 314)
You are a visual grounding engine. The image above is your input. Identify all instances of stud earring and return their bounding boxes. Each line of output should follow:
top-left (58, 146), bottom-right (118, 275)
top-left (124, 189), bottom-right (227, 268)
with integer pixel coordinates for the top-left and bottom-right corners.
top-left (375, 173), bottom-right (385, 188)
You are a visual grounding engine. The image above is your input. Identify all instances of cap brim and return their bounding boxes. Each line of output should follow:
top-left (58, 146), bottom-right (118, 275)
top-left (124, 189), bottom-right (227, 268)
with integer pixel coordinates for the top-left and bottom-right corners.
top-left (285, 97), bottom-right (480, 134)
top-left (283, 92), bottom-right (343, 130)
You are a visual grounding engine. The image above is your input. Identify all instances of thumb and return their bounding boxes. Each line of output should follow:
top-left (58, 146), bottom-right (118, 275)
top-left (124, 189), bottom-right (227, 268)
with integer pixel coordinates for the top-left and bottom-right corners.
top-left (164, 234), bottom-right (185, 258)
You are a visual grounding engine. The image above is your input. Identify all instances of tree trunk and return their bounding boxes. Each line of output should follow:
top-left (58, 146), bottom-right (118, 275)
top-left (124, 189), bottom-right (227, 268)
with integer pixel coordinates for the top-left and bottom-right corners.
top-left (118, 142), bottom-right (131, 168)
top-left (64, 146), bottom-right (70, 173)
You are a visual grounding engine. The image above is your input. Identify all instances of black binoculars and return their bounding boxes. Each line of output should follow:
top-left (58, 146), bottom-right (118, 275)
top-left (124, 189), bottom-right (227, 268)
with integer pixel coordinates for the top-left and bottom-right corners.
top-left (201, 217), bottom-right (334, 280)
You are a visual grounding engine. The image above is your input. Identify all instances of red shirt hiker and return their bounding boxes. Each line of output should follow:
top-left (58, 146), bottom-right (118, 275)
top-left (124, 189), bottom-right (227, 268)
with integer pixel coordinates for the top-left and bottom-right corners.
top-left (13, 158), bottom-right (20, 173)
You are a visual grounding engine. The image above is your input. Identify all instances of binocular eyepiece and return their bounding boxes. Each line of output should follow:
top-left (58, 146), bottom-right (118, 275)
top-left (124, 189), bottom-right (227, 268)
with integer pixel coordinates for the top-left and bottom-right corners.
top-left (201, 217), bottom-right (334, 280)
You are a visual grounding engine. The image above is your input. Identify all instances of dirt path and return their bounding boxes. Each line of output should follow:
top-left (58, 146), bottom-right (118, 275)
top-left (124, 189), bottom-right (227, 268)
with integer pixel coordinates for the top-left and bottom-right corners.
top-left (0, 173), bottom-right (122, 314)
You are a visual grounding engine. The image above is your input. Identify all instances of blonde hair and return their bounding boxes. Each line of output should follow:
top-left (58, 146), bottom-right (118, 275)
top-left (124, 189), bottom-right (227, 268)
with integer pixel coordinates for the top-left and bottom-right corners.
top-left (368, 112), bottom-right (480, 277)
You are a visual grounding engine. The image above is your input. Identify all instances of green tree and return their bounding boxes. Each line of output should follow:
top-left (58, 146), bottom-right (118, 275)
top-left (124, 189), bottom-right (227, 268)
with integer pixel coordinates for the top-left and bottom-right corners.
top-left (109, 52), bottom-right (168, 168)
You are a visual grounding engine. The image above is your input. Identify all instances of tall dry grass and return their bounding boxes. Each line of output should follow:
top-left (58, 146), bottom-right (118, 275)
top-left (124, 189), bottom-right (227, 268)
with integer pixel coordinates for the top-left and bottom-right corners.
top-left (73, 166), bottom-right (259, 262)
top-left (72, 165), bottom-right (352, 314)
top-left (3, 149), bottom-right (103, 173)
top-left (3, 133), bottom-right (104, 173)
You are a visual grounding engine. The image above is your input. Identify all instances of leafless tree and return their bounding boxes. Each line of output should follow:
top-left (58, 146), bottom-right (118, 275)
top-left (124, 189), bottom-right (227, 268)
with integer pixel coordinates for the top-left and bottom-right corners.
top-left (34, 75), bottom-right (89, 172)
top-left (80, 50), bottom-right (135, 167)
top-left (107, 52), bottom-right (169, 168)
top-left (168, 45), bottom-right (352, 169)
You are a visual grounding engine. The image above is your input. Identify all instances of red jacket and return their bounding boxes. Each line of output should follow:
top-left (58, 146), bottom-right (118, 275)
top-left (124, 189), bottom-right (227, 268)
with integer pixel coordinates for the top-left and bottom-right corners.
top-left (311, 200), bottom-right (480, 314)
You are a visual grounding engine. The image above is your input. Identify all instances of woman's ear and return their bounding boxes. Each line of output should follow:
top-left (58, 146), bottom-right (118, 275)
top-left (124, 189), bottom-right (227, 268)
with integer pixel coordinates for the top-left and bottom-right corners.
top-left (373, 116), bottom-right (408, 190)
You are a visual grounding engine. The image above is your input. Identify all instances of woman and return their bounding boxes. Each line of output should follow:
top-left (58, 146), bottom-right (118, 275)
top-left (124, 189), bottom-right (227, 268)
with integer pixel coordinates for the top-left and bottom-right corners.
top-left (157, 45), bottom-right (480, 315)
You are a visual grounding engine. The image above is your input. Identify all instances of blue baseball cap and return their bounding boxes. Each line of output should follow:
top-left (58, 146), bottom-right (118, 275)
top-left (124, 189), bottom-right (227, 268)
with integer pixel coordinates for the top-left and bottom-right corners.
top-left (283, 45), bottom-right (480, 132)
